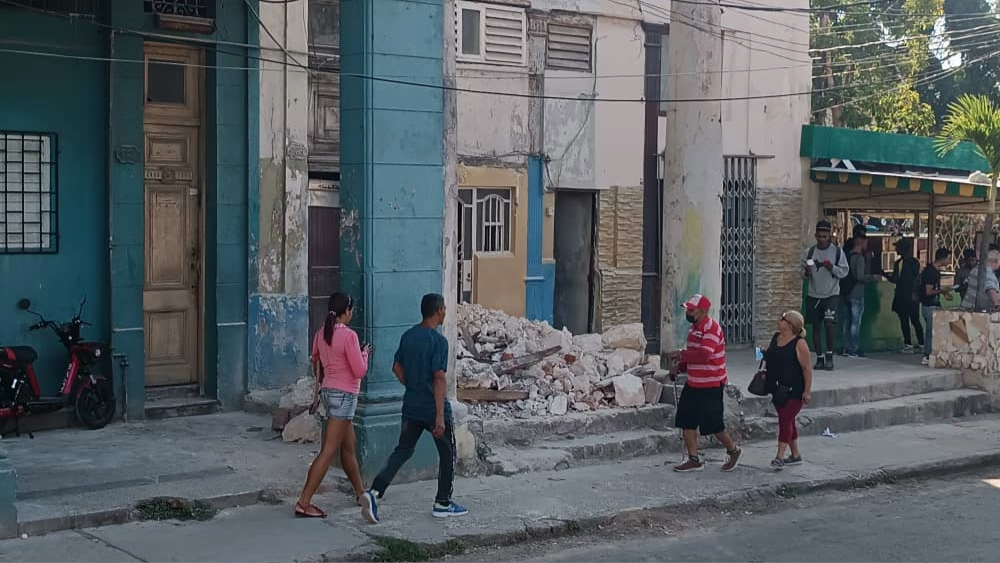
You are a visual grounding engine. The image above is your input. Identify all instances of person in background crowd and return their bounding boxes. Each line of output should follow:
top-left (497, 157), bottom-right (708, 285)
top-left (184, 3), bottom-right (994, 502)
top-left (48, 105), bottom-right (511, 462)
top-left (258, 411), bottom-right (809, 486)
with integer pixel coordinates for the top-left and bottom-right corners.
top-left (666, 294), bottom-right (743, 473)
top-left (295, 292), bottom-right (370, 519)
top-left (762, 311), bottom-right (812, 470)
top-left (919, 248), bottom-right (952, 366)
top-left (955, 249), bottom-right (977, 302)
top-left (962, 250), bottom-right (1000, 310)
top-left (885, 238), bottom-right (923, 353)
top-left (801, 221), bottom-right (849, 371)
top-left (840, 233), bottom-right (869, 358)
top-left (361, 294), bottom-right (469, 524)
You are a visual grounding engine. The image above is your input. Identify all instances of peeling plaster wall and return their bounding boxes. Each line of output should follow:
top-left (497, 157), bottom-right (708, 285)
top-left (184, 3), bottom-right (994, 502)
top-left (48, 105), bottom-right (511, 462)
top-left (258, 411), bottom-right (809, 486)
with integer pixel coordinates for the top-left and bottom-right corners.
top-left (718, 1), bottom-right (812, 346)
top-left (661, 0), bottom-right (724, 352)
top-left (252, 0), bottom-right (313, 390)
top-left (444, 0), bottom-right (460, 398)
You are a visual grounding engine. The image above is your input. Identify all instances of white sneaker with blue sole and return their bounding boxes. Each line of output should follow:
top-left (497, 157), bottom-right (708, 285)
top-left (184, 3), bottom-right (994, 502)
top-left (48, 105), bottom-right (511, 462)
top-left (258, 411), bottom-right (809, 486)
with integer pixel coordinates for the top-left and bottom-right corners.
top-left (361, 490), bottom-right (380, 524)
top-left (432, 501), bottom-right (469, 518)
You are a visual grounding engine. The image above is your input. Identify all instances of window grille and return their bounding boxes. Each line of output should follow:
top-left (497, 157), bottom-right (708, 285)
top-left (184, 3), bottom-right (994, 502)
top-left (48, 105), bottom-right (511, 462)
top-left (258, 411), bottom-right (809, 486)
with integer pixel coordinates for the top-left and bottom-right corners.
top-left (459, 187), bottom-right (512, 255)
top-left (0, 133), bottom-right (58, 254)
top-left (144, 0), bottom-right (210, 18)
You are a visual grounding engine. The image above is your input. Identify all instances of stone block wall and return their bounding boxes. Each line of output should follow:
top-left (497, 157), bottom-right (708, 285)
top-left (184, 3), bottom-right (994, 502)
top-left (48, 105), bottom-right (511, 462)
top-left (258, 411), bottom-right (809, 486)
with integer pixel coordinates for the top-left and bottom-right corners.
top-left (597, 186), bottom-right (644, 330)
top-left (753, 185), bottom-right (806, 346)
top-left (0, 451), bottom-right (14, 539)
top-left (930, 309), bottom-right (1000, 405)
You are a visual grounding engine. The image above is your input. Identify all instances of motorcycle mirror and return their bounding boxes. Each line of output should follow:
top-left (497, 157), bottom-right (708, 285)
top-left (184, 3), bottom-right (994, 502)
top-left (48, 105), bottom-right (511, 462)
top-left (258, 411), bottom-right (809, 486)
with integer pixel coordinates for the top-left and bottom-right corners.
top-left (78, 295), bottom-right (87, 316)
top-left (17, 299), bottom-right (30, 310)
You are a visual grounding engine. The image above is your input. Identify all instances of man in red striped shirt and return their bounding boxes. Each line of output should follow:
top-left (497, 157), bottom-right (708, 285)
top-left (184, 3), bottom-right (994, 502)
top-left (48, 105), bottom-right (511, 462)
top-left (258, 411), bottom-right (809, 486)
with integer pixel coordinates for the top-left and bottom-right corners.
top-left (666, 294), bottom-right (743, 473)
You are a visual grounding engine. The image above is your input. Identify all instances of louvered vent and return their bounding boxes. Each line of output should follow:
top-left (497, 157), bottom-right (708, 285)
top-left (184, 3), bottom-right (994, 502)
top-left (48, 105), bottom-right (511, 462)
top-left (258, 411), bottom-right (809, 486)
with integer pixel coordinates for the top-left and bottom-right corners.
top-left (546, 23), bottom-right (592, 71)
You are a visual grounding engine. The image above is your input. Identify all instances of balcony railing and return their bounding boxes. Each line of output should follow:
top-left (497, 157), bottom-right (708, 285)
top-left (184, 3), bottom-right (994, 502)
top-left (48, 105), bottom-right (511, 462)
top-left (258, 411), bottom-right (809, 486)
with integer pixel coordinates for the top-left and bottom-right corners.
top-left (144, 0), bottom-right (210, 19)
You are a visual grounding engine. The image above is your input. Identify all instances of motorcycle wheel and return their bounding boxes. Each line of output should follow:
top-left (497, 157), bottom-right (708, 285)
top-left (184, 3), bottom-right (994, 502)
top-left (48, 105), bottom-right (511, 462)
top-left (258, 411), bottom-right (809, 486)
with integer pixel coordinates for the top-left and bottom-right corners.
top-left (76, 377), bottom-right (116, 429)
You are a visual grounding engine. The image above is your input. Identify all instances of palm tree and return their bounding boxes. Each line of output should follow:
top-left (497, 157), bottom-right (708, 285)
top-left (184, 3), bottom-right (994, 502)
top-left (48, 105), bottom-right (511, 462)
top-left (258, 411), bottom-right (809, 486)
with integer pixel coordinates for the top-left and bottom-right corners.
top-left (935, 94), bottom-right (1000, 310)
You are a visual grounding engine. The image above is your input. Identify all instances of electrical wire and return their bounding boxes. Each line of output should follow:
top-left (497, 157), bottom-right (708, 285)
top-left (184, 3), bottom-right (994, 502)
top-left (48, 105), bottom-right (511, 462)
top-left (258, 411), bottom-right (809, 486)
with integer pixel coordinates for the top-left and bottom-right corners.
top-left (0, 0), bottom-right (995, 105)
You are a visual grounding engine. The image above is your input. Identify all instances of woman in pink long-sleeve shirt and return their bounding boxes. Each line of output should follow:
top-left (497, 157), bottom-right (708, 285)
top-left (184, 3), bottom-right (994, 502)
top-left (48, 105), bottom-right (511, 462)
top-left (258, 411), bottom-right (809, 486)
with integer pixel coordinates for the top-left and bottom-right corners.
top-left (294, 292), bottom-right (370, 519)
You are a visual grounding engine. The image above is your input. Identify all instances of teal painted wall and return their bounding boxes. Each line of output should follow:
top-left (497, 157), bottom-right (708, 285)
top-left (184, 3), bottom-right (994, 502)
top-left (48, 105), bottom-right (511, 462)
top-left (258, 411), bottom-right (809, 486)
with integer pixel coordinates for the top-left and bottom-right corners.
top-left (340, 0), bottom-right (447, 480)
top-left (0, 12), bottom-right (110, 396)
top-left (0, 2), bottom-right (256, 418)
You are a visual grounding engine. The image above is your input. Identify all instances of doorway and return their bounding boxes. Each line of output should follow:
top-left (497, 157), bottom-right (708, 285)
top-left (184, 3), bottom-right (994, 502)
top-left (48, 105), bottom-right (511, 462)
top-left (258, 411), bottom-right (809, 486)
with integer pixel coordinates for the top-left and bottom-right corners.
top-left (142, 43), bottom-right (204, 388)
top-left (553, 190), bottom-right (596, 335)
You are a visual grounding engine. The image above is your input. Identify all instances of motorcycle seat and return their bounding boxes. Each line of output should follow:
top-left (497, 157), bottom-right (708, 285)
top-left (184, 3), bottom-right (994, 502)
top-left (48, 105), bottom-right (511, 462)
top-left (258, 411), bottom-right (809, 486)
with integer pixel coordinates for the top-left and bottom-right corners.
top-left (1, 346), bottom-right (38, 365)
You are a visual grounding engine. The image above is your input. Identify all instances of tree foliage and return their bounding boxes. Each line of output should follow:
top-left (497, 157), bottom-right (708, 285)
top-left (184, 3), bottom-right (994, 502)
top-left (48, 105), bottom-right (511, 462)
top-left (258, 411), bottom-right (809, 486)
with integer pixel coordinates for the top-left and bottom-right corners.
top-left (811, 0), bottom-right (941, 134)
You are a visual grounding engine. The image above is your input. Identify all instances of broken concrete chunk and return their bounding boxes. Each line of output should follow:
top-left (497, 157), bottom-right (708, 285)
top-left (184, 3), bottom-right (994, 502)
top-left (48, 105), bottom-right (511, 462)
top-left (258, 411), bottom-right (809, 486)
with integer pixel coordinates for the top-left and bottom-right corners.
top-left (282, 411), bottom-right (321, 443)
top-left (573, 333), bottom-right (604, 354)
top-left (278, 377), bottom-right (316, 410)
top-left (457, 358), bottom-right (500, 389)
top-left (549, 393), bottom-right (569, 416)
top-left (643, 378), bottom-right (664, 404)
top-left (612, 374), bottom-right (645, 407)
top-left (611, 348), bottom-right (643, 370)
top-left (602, 323), bottom-right (647, 352)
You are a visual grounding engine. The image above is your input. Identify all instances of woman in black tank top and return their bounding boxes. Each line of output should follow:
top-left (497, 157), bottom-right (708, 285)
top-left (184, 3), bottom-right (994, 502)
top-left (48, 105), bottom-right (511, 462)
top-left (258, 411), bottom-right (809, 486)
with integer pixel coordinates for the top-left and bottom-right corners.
top-left (762, 311), bottom-right (813, 470)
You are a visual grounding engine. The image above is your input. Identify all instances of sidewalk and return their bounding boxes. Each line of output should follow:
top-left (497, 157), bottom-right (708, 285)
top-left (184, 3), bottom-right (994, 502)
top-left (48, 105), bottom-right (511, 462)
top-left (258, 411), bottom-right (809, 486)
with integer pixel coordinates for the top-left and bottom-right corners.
top-left (3, 414), bottom-right (1000, 562)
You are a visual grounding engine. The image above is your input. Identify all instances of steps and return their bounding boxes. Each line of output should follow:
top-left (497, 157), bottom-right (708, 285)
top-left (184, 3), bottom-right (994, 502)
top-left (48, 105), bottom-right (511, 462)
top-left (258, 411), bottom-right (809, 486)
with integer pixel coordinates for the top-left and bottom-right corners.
top-left (465, 356), bottom-right (993, 477)
top-left (144, 385), bottom-right (220, 420)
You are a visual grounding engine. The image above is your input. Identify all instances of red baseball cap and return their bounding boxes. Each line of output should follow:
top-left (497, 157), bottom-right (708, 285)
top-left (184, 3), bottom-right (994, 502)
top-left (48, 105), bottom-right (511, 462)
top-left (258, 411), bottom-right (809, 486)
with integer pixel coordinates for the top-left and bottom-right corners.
top-left (683, 294), bottom-right (711, 311)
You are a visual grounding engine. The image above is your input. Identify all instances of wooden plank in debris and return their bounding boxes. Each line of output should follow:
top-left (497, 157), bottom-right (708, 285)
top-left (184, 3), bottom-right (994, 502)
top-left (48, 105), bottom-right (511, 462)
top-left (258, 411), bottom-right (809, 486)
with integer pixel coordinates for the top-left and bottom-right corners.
top-left (491, 346), bottom-right (562, 375)
top-left (458, 388), bottom-right (530, 402)
top-left (460, 327), bottom-right (483, 361)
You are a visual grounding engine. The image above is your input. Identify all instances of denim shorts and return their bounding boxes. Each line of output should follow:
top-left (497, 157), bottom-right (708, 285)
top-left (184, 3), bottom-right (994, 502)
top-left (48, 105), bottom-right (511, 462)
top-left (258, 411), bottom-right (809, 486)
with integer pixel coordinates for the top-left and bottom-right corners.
top-left (321, 388), bottom-right (359, 421)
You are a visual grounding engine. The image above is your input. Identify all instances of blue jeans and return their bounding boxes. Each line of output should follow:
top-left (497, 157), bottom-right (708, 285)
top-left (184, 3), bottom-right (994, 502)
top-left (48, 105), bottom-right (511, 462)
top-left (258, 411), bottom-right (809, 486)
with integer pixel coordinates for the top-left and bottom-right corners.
top-left (922, 305), bottom-right (936, 357)
top-left (841, 297), bottom-right (865, 355)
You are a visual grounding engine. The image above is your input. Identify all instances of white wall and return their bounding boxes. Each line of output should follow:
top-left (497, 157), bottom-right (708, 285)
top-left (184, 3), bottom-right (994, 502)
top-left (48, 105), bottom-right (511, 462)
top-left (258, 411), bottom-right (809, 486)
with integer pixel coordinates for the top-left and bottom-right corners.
top-left (593, 15), bottom-right (644, 189)
top-left (719, 2), bottom-right (811, 187)
top-left (456, 66), bottom-right (531, 161)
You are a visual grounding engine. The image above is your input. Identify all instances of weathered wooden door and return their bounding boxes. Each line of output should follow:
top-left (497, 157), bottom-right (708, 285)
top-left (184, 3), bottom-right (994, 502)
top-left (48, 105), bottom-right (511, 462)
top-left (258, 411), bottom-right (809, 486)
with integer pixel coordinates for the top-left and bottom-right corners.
top-left (142, 43), bottom-right (203, 387)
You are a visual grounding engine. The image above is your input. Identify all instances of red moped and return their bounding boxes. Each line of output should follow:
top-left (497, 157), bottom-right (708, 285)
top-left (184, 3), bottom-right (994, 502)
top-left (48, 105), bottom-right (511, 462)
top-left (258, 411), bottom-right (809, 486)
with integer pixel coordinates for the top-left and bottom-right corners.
top-left (0, 297), bottom-right (116, 436)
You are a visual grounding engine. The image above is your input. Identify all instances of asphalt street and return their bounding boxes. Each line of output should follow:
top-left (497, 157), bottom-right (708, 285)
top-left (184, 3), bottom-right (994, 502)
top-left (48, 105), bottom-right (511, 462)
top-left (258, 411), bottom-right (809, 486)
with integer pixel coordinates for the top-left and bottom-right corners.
top-left (452, 469), bottom-right (1000, 562)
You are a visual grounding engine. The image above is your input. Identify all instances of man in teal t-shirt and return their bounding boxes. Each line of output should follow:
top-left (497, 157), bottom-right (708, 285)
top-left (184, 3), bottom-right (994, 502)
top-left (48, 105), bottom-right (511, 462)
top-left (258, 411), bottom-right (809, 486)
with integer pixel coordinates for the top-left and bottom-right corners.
top-left (361, 293), bottom-right (468, 524)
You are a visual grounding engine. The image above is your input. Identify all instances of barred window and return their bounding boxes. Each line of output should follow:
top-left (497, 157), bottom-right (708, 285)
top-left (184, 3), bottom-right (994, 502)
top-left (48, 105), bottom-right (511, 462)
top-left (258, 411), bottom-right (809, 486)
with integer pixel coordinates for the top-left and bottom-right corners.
top-left (0, 133), bottom-right (57, 254)
top-left (144, 0), bottom-right (210, 18)
top-left (458, 187), bottom-right (512, 254)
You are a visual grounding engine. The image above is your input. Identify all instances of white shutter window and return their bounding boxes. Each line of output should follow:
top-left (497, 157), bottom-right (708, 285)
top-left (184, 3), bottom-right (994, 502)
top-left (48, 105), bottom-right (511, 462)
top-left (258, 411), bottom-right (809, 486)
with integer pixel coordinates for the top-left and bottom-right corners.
top-left (483, 5), bottom-right (526, 66)
top-left (546, 24), bottom-right (592, 71)
top-left (455, 1), bottom-right (526, 66)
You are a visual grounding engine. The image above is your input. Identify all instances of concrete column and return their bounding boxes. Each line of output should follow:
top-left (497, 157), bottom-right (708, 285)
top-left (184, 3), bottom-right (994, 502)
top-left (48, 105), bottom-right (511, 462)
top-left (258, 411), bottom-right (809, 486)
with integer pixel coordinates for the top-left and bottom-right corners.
top-left (661, 0), bottom-right (724, 352)
top-left (443, 0), bottom-right (459, 399)
top-left (249, 0), bottom-right (312, 392)
top-left (0, 451), bottom-right (13, 538)
top-left (341, 0), bottom-right (446, 480)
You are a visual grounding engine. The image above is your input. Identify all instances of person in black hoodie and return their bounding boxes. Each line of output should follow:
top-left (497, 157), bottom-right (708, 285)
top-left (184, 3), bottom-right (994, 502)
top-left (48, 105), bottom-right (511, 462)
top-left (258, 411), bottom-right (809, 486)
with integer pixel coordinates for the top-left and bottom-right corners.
top-left (884, 238), bottom-right (923, 353)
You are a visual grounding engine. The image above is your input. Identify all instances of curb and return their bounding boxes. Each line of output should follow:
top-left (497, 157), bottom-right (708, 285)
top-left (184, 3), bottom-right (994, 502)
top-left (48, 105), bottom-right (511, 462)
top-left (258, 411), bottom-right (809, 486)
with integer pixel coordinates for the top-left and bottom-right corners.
top-left (332, 450), bottom-right (1000, 562)
top-left (17, 488), bottom-right (282, 537)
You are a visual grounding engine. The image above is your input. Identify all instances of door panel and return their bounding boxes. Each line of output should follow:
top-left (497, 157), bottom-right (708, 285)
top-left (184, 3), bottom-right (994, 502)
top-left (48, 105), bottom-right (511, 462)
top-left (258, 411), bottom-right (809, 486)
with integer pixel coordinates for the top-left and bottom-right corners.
top-left (143, 43), bottom-right (202, 388)
top-left (307, 206), bottom-right (341, 338)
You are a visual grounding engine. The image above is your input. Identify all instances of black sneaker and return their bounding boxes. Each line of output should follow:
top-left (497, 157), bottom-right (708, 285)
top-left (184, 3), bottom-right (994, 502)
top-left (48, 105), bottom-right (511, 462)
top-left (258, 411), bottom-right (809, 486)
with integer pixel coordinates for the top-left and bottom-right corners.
top-left (771, 458), bottom-right (784, 471)
top-left (824, 353), bottom-right (835, 371)
top-left (783, 455), bottom-right (803, 466)
top-left (813, 357), bottom-right (826, 370)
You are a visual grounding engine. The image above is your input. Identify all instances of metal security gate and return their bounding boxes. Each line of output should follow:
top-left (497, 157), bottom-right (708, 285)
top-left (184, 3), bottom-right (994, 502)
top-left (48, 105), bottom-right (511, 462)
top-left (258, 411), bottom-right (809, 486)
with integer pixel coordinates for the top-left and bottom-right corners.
top-left (721, 157), bottom-right (757, 345)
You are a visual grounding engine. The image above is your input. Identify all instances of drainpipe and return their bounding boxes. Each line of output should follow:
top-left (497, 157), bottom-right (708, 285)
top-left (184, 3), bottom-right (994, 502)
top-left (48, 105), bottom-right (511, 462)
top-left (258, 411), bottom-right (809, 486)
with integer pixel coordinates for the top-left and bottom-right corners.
top-left (107, 28), bottom-right (121, 420)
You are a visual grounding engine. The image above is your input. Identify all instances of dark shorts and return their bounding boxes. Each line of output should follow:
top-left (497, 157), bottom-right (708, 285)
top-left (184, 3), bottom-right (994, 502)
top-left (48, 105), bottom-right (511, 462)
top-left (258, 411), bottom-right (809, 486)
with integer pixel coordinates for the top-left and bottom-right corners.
top-left (674, 385), bottom-right (725, 436)
top-left (806, 295), bottom-right (839, 325)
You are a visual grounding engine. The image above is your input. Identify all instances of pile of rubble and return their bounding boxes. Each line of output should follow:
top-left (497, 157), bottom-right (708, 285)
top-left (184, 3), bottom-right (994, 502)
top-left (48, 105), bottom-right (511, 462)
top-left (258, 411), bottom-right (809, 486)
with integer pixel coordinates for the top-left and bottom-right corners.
top-left (456, 303), bottom-right (665, 419)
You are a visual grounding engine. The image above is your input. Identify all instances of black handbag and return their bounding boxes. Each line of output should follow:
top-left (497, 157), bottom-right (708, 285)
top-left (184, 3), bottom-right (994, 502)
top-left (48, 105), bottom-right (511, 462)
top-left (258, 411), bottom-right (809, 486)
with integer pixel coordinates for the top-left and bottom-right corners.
top-left (748, 359), bottom-right (769, 397)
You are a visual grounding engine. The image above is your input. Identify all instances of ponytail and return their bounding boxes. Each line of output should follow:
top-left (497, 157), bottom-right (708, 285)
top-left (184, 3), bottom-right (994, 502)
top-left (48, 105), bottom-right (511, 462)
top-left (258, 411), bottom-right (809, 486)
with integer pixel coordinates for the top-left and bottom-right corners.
top-left (323, 292), bottom-right (354, 345)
